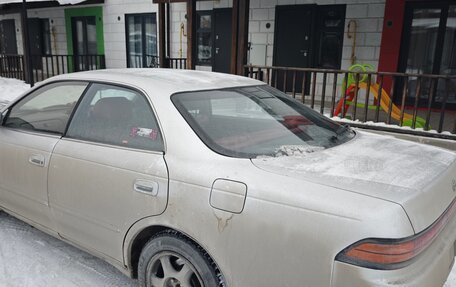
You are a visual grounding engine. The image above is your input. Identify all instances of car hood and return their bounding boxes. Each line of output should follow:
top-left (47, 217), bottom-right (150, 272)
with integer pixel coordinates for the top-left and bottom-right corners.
top-left (251, 131), bottom-right (456, 233)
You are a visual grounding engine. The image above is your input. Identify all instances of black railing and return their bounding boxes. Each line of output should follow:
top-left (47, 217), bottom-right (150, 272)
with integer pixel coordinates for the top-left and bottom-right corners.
top-left (167, 57), bottom-right (187, 69)
top-left (30, 54), bottom-right (105, 82)
top-left (0, 54), bottom-right (106, 83)
top-left (0, 54), bottom-right (26, 80)
top-left (245, 65), bottom-right (456, 138)
top-left (129, 55), bottom-right (186, 69)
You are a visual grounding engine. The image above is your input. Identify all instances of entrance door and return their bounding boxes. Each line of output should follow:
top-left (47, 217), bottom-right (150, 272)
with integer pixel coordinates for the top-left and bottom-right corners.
top-left (126, 13), bottom-right (157, 68)
top-left (273, 5), bottom-right (345, 93)
top-left (0, 19), bottom-right (18, 54)
top-left (71, 16), bottom-right (97, 71)
top-left (28, 18), bottom-right (43, 70)
top-left (273, 5), bottom-right (315, 93)
top-left (213, 8), bottom-right (232, 73)
top-left (400, 2), bottom-right (456, 109)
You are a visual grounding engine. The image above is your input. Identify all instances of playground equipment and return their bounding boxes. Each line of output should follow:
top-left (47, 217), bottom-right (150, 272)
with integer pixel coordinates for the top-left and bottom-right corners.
top-left (334, 64), bottom-right (426, 128)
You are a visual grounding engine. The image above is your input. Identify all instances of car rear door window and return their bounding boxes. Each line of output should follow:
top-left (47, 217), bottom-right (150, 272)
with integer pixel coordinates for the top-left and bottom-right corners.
top-left (3, 82), bottom-right (88, 134)
top-left (66, 83), bottom-right (164, 151)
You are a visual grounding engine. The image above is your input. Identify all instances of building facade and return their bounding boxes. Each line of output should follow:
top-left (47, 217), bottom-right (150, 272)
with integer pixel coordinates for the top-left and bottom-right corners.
top-left (0, 0), bottom-right (454, 134)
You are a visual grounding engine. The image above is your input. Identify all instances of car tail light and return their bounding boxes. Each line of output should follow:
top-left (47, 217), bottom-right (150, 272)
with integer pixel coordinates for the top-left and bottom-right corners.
top-left (336, 197), bottom-right (456, 270)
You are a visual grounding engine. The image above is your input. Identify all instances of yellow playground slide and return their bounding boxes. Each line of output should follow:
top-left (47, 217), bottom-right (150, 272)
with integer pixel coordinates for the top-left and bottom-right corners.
top-left (335, 64), bottom-right (426, 128)
top-left (338, 82), bottom-right (426, 128)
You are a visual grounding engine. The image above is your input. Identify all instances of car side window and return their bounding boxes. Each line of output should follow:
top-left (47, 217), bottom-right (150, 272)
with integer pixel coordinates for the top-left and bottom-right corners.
top-left (3, 82), bottom-right (88, 134)
top-left (66, 83), bottom-right (164, 152)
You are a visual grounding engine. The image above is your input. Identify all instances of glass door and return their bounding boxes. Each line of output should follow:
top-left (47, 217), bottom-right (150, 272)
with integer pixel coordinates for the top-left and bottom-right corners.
top-left (72, 16), bottom-right (97, 71)
top-left (126, 14), bottom-right (157, 68)
top-left (400, 2), bottom-right (455, 109)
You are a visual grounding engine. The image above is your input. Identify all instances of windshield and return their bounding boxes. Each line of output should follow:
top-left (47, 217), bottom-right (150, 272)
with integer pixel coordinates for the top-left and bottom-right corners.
top-left (172, 85), bottom-right (355, 158)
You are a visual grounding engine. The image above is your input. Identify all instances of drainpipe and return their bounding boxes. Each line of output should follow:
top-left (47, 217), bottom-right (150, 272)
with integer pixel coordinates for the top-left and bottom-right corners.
top-left (21, 0), bottom-right (34, 87)
top-left (347, 20), bottom-right (357, 66)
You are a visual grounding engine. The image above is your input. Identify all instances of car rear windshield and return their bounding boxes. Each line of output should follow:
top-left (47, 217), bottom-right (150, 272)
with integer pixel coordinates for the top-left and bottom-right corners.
top-left (172, 85), bottom-right (355, 158)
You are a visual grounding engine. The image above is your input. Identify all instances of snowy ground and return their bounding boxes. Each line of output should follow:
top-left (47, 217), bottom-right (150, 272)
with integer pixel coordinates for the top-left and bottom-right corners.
top-left (0, 77), bottom-right (455, 286)
top-left (0, 212), bottom-right (137, 287)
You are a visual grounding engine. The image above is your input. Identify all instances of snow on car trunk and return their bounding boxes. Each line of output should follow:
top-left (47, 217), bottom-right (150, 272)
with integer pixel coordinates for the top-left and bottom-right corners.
top-left (252, 131), bottom-right (456, 233)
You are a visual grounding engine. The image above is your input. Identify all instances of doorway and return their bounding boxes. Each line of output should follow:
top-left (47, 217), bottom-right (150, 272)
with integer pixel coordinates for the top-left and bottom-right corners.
top-left (213, 8), bottom-right (232, 73)
top-left (71, 16), bottom-right (97, 71)
top-left (273, 5), bottom-right (315, 93)
top-left (273, 4), bottom-right (345, 93)
top-left (195, 8), bottom-right (232, 73)
top-left (28, 18), bottom-right (51, 70)
top-left (125, 13), bottom-right (157, 68)
top-left (0, 19), bottom-right (18, 54)
top-left (399, 1), bottom-right (456, 109)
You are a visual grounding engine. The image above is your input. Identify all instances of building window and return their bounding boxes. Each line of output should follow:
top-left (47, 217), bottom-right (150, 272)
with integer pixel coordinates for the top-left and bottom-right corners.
top-left (196, 11), bottom-right (212, 66)
top-left (41, 19), bottom-right (52, 55)
top-left (400, 1), bottom-right (456, 108)
top-left (126, 13), bottom-right (157, 68)
top-left (315, 5), bottom-right (346, 69)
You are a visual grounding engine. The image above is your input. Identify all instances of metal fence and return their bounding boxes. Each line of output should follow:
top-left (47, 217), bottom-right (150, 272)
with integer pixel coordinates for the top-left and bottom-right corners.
top-left (0, 54), bottom-right (106, 83)
top-left (0, 54), bottom-right (26, 80)
top-left (128, 55), bottom-right (187, 69)
top-left (167, 57), bottom-right (187, 69)
top-left (245, 65), bottom-right (456, 138)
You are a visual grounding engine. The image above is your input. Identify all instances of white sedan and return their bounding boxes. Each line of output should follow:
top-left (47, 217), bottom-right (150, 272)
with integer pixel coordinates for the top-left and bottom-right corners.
top-left (0, 69), bottom-right (455, 287)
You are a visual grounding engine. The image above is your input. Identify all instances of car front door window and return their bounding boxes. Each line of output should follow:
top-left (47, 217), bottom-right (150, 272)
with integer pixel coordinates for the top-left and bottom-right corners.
top-left (4, 82), bottom-right (88, 134)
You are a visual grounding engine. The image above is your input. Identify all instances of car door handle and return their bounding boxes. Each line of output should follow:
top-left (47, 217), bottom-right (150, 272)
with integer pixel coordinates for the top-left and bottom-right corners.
top-left (29, 154), bottom-right (45, 167)
top-left (134, 180), bottom-right (159, 196)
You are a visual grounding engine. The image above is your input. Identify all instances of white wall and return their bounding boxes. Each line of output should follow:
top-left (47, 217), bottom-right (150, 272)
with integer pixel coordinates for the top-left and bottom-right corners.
top-left (103, 0), bottom-right (158, 68)
top-left (167, 0), bottom-right (386, 73)
top-left (342, 0), bottom-right (385, 70)
top-left (2, 0), bottom-right (386, 73)
top-left (28, 7), bottom-right (67, 55)
top-left (169, 3), bottom-right (187, 59)
top-left (1, 1), bottom-right (159, 69)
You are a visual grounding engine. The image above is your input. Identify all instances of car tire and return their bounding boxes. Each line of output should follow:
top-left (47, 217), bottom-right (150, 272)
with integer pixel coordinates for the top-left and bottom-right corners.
top-left (138, 231), bottom-right (223, 287)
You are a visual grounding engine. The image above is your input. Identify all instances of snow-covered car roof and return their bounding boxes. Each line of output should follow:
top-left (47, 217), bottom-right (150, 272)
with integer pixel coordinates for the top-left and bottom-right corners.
top-left (48, 69), bottom-right (263, 95)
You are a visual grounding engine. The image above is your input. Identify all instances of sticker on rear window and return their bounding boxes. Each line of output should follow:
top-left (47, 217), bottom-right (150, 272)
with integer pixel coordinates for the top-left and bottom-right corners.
top-left (130, 127), bottom-right (158, 140)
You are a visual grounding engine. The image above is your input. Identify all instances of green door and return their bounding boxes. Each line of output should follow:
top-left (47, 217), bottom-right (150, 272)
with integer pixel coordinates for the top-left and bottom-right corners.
top-left (65, 7), bottom-right (104, 72)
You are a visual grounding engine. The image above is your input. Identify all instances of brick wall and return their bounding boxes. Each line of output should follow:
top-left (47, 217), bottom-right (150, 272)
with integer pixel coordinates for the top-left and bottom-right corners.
top-left (28, 7), bottom-right (67, 56)
top-left (169, 2), bottom-right (187, 60)
top-left (248, 0), bottom-right (386, 70)
top-left (1, 0), bottom-right (387, 74)
top-left (103, 0), bottom-right (158, 68)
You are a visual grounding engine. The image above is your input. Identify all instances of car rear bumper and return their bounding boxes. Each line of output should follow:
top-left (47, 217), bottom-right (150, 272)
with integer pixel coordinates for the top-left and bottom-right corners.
top-left (331, 211), bottom-right (456, 287)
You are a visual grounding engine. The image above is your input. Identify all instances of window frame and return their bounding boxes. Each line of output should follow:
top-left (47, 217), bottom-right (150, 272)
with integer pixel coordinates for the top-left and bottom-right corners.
top-left (125, 13), bottom-right (158, 68)
top-left (64, 81), bottom-right (166, 153)
top-left (1, 80), bottom-right (90, 136)
top-left (195, 10), bottom-right (213, 66)
top-left (398, 1), bottom-right (456, 109)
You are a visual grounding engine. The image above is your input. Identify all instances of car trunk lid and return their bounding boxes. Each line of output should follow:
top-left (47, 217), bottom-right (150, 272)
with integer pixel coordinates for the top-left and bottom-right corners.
top-left (251, 131), bottom-right (456, 233)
